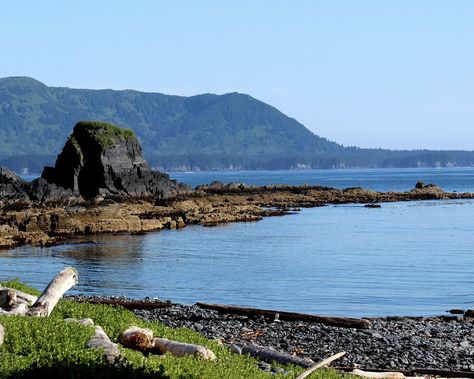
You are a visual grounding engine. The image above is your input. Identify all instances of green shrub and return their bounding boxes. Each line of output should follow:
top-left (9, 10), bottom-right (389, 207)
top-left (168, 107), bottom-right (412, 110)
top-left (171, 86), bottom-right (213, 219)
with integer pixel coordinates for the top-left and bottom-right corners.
top-left (73, 121), bottom-right (136, 149)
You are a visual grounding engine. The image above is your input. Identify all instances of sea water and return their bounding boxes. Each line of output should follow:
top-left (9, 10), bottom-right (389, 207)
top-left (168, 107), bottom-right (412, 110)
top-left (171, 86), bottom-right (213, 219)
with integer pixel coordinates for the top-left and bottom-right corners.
top-left (2, 168), bottom-right (474, 317)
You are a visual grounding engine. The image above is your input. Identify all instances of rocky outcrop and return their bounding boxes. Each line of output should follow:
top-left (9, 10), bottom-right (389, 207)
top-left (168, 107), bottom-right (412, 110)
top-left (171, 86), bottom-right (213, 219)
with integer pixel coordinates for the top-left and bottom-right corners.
top-left (411, 182), bottom-right (444, 195)
top-left (40, 121), bottom-right (190, 199)
top-left (1, 183), bottom-right (473, 249)
top-left (0, 167), bottom-right (29, 200)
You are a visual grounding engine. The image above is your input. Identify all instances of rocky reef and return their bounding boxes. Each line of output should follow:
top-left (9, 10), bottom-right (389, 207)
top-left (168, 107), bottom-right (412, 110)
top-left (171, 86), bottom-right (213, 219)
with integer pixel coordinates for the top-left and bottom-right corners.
top-left (0, 120), bottom-right (473, 249)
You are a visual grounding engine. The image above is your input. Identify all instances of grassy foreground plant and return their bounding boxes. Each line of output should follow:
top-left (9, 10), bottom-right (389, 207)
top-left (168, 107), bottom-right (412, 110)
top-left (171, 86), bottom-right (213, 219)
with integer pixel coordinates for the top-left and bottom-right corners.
top-left (0, 280), bottom-right (344, 379)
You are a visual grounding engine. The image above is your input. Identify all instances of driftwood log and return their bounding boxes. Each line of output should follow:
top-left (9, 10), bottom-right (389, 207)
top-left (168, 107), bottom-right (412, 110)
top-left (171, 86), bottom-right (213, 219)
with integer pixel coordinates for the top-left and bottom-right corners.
top-left (350, 369), bottom-right (405, 379)
top-left (235, 343), bottom-right (314, 367)
top-left (0, 288), bottom-right (17, 308)
top-left (296, 351), bottom-right (346, 379)
top-left (196, 302), bottom-right (370, 329)
top-left (87, 326), bottom-right (121, 363)
top-left (120, 326), bottom-right (216, 361)
top-left (0, 287), bottom-right (38, 307)
top-left (153, 337), bottom-right (216, 361)
top-left (337, 367), bottom-right (474, 378)
top-left (27, 267), bottom-right (78, 317)
top-left (64, 317), bottom-right (95, 326)
top-left (75, 298), bottom-right (172, 310)
top-left (0, 323), bottom-right (4, 346)
top-left (0, 303), bottom-right (28, 316)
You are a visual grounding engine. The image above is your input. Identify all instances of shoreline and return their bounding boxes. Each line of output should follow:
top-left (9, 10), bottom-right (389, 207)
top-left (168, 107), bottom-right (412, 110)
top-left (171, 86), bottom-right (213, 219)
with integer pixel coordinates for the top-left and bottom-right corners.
top-left (67, 294), bottom-right (474, 373)
top-left (1, 183), bottom-right (473, 249)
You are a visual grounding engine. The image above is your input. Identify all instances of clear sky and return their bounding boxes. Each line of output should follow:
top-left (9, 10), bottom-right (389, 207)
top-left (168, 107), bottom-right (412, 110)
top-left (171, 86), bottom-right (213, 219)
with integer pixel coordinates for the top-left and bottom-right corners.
top-left (2, 0), bottom-right (473, 150)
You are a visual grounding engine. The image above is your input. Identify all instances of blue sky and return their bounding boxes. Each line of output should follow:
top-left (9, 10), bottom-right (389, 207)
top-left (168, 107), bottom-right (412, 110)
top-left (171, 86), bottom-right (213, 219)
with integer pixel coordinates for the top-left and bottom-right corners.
top-left (2, 1), bottom-right (473, 150)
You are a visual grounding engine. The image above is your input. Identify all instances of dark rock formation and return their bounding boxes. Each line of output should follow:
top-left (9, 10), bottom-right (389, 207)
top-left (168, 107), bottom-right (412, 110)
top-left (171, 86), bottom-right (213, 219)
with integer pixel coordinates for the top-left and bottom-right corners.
top-left (40, 121), bottom-right (190, 199)
top-left (415, 181), bottom-right (425, 189)
top-left (0, 167), bottom-right (30, 200)
top-left (411, 182), bottom-right (443, 195)
top-left (28, 177), bottom-right (73, 202)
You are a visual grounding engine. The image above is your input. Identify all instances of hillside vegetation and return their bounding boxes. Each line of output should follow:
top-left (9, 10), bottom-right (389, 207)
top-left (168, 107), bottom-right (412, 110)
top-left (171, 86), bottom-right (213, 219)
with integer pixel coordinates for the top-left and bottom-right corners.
top-left (0, 76), bottom-right (473, 172)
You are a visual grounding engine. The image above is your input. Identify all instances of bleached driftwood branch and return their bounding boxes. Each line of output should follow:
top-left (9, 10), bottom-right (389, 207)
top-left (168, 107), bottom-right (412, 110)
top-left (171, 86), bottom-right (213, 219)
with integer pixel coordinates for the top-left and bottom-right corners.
top-left (350, 369), bottom-right (405, 378)
top-left (295, 351), bottom-right (346, 379)
top-left (153, 337), bottom-right (216, 360)
top-left (87, 325), bottom-right (121, 363)
top-left (0, 287), bottom-right (38, 306)
top-left (120, 326), bottom-right (216, 361)
top-left (0, 288), bottom-right (17, 308)
top-left (27, 267), bottom-right (78, 317)
top-left (0, 303), bottom-right (28, 316)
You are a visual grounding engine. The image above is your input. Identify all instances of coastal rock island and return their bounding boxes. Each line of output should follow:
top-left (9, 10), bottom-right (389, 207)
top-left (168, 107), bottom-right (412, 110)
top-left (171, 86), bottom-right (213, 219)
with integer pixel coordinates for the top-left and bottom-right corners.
top-left (39, 121), bottom-right (189, 199)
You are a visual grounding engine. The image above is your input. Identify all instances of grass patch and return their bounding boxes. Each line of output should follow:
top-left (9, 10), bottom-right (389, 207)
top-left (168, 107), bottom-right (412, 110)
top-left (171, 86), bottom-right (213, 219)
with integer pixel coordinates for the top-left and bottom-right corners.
top-left (0, 281), bottom-right (345, 378)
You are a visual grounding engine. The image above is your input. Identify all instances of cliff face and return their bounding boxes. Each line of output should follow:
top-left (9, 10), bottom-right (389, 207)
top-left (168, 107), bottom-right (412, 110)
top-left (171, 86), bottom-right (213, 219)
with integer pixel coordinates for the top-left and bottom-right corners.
top-left (39, 121), bottom-right (190, 199)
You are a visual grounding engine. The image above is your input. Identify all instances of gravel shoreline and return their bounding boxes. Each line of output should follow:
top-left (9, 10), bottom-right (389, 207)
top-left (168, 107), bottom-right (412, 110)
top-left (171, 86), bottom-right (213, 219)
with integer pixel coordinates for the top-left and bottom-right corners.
top-left (67, 295), bottom-right (474, 373)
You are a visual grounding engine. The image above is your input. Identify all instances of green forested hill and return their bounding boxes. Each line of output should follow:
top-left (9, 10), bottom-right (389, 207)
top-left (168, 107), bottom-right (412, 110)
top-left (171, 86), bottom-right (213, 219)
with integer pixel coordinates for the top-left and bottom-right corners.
top-left (0, 76), bottom-right (473, 172)
top-left (0, 76), bottom-right (341, 171)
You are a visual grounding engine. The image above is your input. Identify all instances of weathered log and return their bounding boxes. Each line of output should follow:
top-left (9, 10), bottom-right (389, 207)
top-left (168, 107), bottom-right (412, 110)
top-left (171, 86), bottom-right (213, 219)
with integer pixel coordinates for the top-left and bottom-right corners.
top-left (0, 288), bottom-right (17, 309)
top-left (336, 367), bottom-right (474, 378)
top-left (64, 317), bottom-right (95, 326)
top-left (296, 352), bottom-right (346, 379)
top-left (0, 287), bottom-right (37, 307)
top-left (350, 369), bottom-right (404, 378)
top-left (118, 326), bottom-right (216, 361)
top-left (120, 326), bottom-right (154, 350)
top-left (27, 267), bottom-right (78, 317)
top-left (196, 302), bottom-right (371, 329)
top-left (0, 323), bottom-right (4, 346)
top-left (0, 303), bottom-right (28, 316)
top-left (153, 337), bottom-right (216, 361)
top-left (237, 344), bottom-right (314, 368)
top-left (87, 326), bottom-right (121, 363)
top-left (75, 298), bottom-right (172, 310)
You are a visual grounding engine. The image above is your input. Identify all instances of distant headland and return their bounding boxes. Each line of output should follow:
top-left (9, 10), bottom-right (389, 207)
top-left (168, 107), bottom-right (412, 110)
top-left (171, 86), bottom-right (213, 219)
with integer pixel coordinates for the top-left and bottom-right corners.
top-left (0, 76), bottom-right (474, 173)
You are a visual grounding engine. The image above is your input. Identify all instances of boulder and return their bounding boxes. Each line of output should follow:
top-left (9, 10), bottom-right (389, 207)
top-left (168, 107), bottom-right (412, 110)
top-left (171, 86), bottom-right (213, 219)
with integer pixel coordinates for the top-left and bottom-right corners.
top-left (38, 121), bottom-right (190, 199)
top-left (0, 167), bottom-right (30, 200)
top-left (28, 177), bottom-right (73, 202)
top-left (415, 181), bottom-right (425, 189)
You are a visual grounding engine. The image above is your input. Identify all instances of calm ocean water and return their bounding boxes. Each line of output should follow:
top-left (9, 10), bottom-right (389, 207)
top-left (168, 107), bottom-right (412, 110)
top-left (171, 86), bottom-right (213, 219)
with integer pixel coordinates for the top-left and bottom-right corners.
top-left (3, 167), bottom-right (474, 317)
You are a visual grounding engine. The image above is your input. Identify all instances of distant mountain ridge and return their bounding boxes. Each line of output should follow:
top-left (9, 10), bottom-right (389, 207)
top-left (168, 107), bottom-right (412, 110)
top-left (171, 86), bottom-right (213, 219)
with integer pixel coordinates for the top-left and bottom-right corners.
top-left (0, 76), bottom-right (473, 172)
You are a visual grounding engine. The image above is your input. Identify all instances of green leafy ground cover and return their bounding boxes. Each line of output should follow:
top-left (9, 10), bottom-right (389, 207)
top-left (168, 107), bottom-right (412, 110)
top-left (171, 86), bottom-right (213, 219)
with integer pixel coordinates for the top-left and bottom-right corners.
top-left (0, 280), bottom-right (345, 379)
top-left (73, 121), bottom-right (136, 149)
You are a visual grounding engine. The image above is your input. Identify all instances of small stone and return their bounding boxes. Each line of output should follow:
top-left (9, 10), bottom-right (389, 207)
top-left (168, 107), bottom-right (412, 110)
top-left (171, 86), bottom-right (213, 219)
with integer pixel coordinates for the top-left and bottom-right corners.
top-left (259, 362), bottom-right (271, 370)
top-left (271, 367), bottom-right (285, 374)
top-left (229, 344), bottom-right (242, 355)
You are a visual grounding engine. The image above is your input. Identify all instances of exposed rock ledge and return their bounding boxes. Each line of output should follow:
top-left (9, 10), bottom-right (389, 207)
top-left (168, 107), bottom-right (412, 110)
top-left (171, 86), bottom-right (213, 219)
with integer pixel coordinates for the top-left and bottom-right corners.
top-left (0, 183), bottom-right (472, 249)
